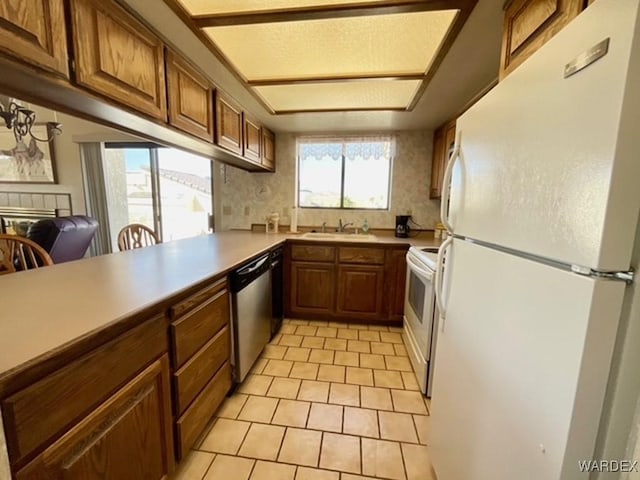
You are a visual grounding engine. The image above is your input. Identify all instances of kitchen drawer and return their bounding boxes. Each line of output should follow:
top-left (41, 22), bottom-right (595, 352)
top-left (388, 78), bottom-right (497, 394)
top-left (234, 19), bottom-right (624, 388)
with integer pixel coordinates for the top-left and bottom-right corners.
top-left (170, 277), bottom-right (226, 319)
top-left (2, 315), bottom-right (167, 465)
top-left (339, 247), bottom-right (385, 265)
top-left (173, 325), bottom-right (230, 415)
top-left (291, 245), bottom-right (336, 262)
top-left (171, 287), bottom-right (229, 368)
top-left (175, 361), bottom-right (232, 459)
top-left (15, 356), bottom-right (174, 480)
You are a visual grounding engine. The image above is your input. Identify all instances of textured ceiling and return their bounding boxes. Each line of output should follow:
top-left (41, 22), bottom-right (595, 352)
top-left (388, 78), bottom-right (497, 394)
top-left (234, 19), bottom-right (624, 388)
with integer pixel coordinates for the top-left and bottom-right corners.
top-left (177, 1), bottom-right (464, 113)
top-left (121, 0), bottom-right (503, 132)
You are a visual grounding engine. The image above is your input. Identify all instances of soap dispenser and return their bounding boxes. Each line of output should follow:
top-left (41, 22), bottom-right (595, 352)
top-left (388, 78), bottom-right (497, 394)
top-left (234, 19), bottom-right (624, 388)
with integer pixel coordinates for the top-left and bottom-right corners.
top-left (362, 219), bottom-right (370, 234)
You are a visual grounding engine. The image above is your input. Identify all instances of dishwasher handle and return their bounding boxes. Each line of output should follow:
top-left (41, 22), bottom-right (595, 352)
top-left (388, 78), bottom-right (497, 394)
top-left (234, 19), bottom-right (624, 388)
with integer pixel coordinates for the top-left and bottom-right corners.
top-left (231, 253), bottom-right (271, 293)
top-left (237, 255), bottom-right (269, 276)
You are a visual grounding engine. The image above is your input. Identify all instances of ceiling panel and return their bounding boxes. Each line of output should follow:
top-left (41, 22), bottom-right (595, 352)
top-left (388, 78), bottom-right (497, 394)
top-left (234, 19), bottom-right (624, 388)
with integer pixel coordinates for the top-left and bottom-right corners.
top-left (203, 10), bottom-right (458, 81)
top-left (255, 80), bottom-right (421, 112)
top-left (178, 0), bottom-right (390, 16)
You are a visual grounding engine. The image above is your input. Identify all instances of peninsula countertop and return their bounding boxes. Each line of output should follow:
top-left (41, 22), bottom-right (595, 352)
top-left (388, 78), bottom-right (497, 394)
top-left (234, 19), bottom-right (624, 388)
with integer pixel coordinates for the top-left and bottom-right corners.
top-left (0, 230), bottom-right (440, 385)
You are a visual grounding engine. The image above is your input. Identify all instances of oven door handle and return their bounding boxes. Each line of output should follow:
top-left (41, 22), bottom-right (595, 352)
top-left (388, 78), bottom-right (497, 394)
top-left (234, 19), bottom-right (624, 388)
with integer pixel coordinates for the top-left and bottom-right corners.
top-left (434, 235), bottom-right (453, 326)
top-left (406, 254), bottom-right (434, 282)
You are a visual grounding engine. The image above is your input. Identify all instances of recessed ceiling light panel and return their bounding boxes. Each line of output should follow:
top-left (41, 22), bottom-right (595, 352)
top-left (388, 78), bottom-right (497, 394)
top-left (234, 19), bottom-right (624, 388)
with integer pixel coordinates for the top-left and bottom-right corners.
top-left (255, 80), bottom-right (421, 112)
top-left (179, 0), bottom-right (391, 16)
top-left (204, 11), bottom-right (458, 81)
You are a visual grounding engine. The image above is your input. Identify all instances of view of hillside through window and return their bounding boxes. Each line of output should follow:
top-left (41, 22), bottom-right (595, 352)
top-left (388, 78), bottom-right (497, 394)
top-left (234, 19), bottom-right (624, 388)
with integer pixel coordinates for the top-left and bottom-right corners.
top-left (104, 145), bottom-right (212, 249)
top-left (298, 138), bottom-right (393, 209)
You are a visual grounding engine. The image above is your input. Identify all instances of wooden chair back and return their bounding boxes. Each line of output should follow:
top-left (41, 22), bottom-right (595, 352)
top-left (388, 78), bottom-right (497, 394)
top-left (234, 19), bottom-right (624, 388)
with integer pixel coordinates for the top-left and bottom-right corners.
top-left (117, 224), bottom-right (159, 251)
top-left (0, 234), bottom-right (54, 275)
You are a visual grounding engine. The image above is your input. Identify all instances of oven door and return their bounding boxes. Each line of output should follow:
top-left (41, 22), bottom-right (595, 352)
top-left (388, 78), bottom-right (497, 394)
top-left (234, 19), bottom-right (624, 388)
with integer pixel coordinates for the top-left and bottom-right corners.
top-left (404, 252), bottom-right (436, 359)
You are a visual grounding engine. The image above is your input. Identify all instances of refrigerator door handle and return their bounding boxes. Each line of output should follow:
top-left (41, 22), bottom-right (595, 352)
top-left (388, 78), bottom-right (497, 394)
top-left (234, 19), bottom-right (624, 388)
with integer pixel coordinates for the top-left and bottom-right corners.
top-left (435, 235), bottom-right (454, 327)
top-left (440, 131), bottom-right (462, 234)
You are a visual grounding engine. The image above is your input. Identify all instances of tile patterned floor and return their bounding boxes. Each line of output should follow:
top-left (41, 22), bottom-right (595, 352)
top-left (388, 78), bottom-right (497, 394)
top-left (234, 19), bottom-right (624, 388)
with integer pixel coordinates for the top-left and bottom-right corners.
top-left (173, 319), bottom-right (435, 480)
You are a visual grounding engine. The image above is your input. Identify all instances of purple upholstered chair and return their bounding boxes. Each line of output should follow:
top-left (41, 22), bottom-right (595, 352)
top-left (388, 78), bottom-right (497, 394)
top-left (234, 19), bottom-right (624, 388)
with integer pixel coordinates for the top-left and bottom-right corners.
top-left (27, 216), bottom-right (98, 264)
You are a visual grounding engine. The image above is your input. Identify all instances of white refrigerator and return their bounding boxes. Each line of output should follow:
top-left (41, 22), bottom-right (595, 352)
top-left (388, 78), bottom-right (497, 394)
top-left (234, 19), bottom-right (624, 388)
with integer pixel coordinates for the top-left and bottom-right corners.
top-left (430, 0), bottom-right (640, 479)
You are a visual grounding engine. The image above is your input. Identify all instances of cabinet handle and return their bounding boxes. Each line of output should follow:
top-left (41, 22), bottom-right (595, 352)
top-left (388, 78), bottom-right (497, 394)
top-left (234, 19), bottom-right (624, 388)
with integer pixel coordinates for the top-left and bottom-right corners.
top-left (434, 235), bottom-right (453, 327)
top-left (440, 131), bottom-right (462, 234)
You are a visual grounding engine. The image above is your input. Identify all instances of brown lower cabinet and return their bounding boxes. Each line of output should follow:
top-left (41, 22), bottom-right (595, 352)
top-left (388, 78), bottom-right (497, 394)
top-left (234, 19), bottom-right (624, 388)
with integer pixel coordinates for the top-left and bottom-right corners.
top-left (168, 276), bottom-right (232, 460)
top-left (1, 275), bottom-right (233, 479)
top-left (16, 356), bottom-right (174, 480)
top-left (286, 242), bottom-right (408, 323)
top-left (290, 261), bottom-right (336, 316)
top-left (1, 314), bottom-right (174, 479)
top-left (336, 265), bottom-right (385, 319)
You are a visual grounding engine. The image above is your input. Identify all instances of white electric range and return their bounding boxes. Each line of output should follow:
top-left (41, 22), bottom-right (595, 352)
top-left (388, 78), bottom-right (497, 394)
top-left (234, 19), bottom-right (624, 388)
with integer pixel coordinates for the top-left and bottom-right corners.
top-left (403, 246), bottom-right (439, 397)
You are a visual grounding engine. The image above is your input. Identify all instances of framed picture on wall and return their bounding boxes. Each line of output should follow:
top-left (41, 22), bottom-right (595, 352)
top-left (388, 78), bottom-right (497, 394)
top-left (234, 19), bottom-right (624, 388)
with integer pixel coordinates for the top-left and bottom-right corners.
top-left (0, 123), bottom-right (58, 184)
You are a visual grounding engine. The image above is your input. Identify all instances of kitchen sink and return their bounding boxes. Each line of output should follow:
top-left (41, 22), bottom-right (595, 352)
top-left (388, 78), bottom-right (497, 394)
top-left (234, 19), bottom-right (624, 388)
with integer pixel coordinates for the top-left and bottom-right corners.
top-left (301, 232), bottom-right (378, 242)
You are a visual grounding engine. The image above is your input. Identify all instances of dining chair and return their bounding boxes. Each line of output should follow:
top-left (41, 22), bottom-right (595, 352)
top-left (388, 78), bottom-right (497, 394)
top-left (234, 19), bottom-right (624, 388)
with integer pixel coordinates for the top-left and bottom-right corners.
top-left (0, 234), bottom-right (54, 275)
top-left (117, 223), bottom-right (159, 251)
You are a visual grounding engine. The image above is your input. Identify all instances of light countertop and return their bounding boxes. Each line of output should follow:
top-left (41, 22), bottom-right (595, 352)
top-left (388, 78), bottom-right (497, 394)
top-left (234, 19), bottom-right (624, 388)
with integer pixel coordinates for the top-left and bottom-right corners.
top-left (0, 231), bottom-right (440, 387)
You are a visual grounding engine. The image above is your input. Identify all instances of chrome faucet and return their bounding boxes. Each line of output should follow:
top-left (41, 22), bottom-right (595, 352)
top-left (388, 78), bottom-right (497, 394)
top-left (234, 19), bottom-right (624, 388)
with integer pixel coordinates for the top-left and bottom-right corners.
top-left (321, 222), bottom-right (327, 233)
top-left (337, 219), bottom-right (354, 233)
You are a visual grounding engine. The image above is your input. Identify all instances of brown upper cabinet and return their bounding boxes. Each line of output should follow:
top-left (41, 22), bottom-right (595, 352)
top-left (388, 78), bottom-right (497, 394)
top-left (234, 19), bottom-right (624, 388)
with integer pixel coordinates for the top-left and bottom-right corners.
top-left (243, 114), bottom-right (262, 163)
top-left (166, 50), bottom-right (214, 142)
top-left (500, 0), bottom-right (585, 79)
top-left (430, 119), bottom-right (456, 200)
top-left (0, 0), bottom-right (276, 172)
top-left (69, 0), bottom-right (168, 121)
top-left (262, 128), bottom-right (276, 172)
top-left (215, 92), bottom-right (243, 155)
top-left (0, 0), bottom-right (69, 78)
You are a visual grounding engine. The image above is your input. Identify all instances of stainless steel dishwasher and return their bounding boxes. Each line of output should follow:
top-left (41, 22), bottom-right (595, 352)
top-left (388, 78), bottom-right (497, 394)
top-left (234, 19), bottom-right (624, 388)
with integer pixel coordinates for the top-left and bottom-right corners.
top-left (230, 252), bottom-right (272, 383)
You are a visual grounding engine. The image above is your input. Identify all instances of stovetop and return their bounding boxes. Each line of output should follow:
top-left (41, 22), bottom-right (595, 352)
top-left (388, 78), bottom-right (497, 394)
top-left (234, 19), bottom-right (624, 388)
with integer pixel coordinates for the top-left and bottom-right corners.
top-left (408, 246), bottom-right (438, 270)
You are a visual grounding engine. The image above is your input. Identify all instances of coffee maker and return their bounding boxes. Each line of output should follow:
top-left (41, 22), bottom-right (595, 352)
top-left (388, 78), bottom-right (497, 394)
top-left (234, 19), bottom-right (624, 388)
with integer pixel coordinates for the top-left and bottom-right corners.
top-left (395, 215), bottom-right (411, 238)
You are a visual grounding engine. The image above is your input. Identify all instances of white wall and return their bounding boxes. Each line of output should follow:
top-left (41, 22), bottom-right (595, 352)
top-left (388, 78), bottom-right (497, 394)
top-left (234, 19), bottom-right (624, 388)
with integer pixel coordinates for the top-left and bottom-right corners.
top-left (0, 100), bottom-right (140, 215)
top-left (217, 130), bottom-right (439, 232)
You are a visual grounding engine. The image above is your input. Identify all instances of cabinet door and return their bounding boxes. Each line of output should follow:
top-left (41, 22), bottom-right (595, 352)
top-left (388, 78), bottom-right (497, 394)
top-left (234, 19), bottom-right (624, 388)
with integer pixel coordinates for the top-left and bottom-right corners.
top-left (500, 0), bottom-right (583, 79)
top-left (17, 356), bottom-right (174, 480)
top-left (215, 93), bottom-right (243, 155)
top-left (69, 0), bottom-right (167, 120)
top-left (384, 248), bottom-right (409, 322)
top-left (243, 115), bottom-right (262, 163)
top-left (166, 50), bottom-right (214, 142)
top-left (290, 262), bottom-right (335, 316)
top-left (429, 127), bottom-right (446, 199)
top-left (0, 0), bottom-right (68, 77)
top-left (337, 265), bottom-right (385, 320)
top-left (261, 128), bottom-right (276, 171)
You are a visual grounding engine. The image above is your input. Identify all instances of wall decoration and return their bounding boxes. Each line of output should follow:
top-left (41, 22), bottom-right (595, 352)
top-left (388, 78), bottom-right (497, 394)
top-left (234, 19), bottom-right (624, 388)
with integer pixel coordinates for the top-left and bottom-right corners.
top-left (0, 124), bottom-right (57, 183)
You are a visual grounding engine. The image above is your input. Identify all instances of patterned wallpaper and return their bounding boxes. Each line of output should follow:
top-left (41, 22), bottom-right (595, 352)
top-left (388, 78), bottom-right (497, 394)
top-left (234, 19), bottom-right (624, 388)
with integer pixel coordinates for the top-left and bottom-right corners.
top-left (218, 130), bottom-right (440, 232)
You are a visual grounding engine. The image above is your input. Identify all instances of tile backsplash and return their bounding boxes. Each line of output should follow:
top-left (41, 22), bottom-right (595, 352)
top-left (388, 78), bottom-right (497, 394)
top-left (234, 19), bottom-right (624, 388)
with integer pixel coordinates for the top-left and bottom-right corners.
top-left (218, 130), bottom-right (440, 232)
top-left (0, 191), bottom-right (72, 216)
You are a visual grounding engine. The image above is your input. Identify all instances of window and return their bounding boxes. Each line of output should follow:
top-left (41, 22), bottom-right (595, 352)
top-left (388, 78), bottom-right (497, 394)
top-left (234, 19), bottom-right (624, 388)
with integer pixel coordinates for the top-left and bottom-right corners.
top-left (298, 137), bottom-right (393, 209)
top-left (103, 144), bottom-right (213, 249)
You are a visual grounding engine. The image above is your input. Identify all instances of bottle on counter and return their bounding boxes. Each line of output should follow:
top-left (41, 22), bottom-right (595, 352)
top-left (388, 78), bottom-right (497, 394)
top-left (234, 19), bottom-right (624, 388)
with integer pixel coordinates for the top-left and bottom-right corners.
top-left (290, 206), bottom-right (298, 233)
top-left (362, 219), bottom-right (369, 234)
